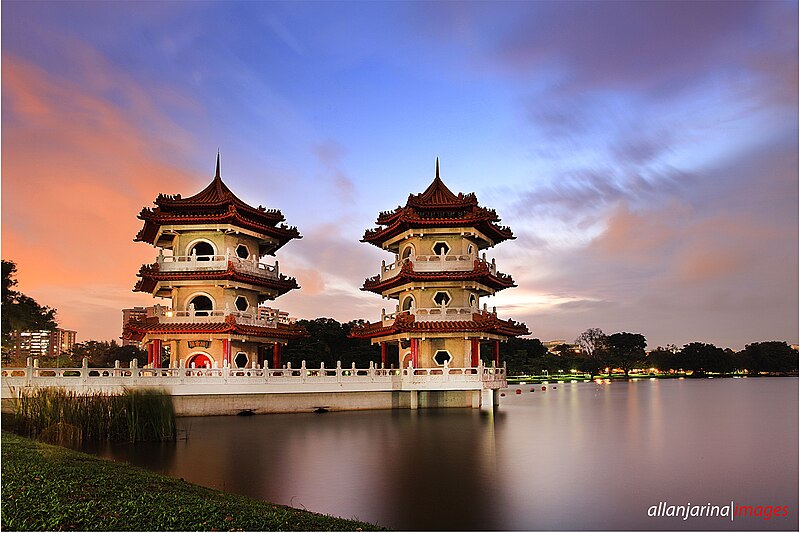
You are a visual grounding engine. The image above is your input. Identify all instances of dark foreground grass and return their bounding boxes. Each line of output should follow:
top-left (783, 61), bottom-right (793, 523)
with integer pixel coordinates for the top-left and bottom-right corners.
top-left (1, 432), bottom-right (385, 531)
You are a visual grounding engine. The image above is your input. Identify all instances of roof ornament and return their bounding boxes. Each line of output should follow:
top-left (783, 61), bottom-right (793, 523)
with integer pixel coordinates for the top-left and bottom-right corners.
top-left (215, 150), bottom-right (221, 179)
top-left (435, 157), bottom-right (440, 180)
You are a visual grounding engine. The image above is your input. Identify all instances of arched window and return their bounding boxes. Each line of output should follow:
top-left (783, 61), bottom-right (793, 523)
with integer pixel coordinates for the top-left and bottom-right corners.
top-left (467, 244), bottom-right (475, 256)
top-left (401, 295), bottom-right (415, 312)
top-left (188, 295), bottom-right (214, 316)
top-left (401, 245), bottom-right (414, 260)
top-left (469, 294), bottom-right (477, 309)
top-left (189, 241), bottom-right (215, 261)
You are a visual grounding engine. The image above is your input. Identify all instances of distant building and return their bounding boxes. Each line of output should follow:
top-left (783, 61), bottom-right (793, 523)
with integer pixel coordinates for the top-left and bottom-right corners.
top-left (9, 328), bottom-right (77, 359)
top-left (121, 306), bottom-right (165, 347)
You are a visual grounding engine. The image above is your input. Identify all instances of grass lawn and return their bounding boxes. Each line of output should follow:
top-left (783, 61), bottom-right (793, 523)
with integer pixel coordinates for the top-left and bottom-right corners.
top-left (1, 431), bottom-right (385, 531)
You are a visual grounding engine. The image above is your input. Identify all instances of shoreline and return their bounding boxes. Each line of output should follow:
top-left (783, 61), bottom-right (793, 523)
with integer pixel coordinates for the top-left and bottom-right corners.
top-left (0, 431), bottom-right (385, 531)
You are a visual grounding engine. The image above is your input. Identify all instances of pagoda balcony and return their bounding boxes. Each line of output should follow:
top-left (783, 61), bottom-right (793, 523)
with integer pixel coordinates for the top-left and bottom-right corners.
top-left (150, 306), bottom-right (291, 328)
top-left (379, 253), bottom-right (497, 281)
top-left (155, 251), bottom-right (280, 279)
top-left (381, 303), bottom-right (501, 324)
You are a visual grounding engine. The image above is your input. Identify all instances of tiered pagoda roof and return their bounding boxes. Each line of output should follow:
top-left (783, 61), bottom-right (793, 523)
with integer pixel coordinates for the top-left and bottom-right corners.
top-left (362, 160), bottom-right (514, 247)
top-left (361, 260), bottom-right (516, 294)
top-left (123, 314), bottom-right (306, 342)
top-left (135, 156), bottom-right (301, 254)
top-left (349, 310), bottom-right (529, 340)
top-left (134, 261), bottom-right (299, 297)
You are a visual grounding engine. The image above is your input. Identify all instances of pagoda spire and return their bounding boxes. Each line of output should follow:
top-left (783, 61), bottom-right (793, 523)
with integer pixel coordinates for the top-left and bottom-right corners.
top-left (435, 157), bottom-right (440, 180)
top-left (215, 150), bottom-right (221, 179)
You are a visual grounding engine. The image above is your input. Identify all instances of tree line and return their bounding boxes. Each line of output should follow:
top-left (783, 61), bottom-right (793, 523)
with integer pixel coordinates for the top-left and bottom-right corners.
top-left (503, 327), bottom-right (798, 378)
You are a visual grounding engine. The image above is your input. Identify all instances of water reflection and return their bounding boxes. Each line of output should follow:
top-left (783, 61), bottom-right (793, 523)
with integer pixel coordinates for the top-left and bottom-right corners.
top-left (90, 378), bottom-right (798, 530)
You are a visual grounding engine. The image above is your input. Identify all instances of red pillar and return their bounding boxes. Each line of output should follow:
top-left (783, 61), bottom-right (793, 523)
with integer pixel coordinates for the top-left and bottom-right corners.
top-left (152, 339), bottom-right (162, 368)
top-left (381, 342), bottom-right (388, 367)
top-left (410, 338), bottom-right (419, 367)
top-left (273, 343), bottom-right (282, 368)
top-left (471, 338), bottom-right (480, 367)
top-left (146, 343), bottom-right (154, 367)
top-left (222, 339), bottom-right (231, 367)
top-left (493, 340), bottom-right (500, 367)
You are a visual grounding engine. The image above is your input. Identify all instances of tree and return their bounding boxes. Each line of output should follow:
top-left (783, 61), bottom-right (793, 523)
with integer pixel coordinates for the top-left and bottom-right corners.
top-left (575, 328), bottom-right (608, 379)
top-left (679, 342), bottom-right (730, 374)
top-left (65, 340), bottom-right (147, 368)
top-left (2, 260), bottom-right (57, 347)
top-left (648, 346), bottom-right (679, 372)
top-left (501, 337), bottom-right (548, 375)
top-left (738, 341), bottom-right (798, 374)
top-left (606, 332), bottom-right (646, 378)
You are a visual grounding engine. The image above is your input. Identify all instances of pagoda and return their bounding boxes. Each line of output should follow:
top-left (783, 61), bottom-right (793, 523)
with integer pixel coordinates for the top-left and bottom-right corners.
top-left (350, 159), bottom-right (528, 369)
top-left (124, 154), bottom-right (305, 369)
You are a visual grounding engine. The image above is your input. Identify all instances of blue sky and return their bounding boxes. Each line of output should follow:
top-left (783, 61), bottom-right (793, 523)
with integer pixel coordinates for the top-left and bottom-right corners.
top-left (2, 1), bottom-right (797, 349)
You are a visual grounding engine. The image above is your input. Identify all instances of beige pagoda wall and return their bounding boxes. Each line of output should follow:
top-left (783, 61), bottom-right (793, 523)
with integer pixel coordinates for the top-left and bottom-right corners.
top-left (170, 231), bottom-right (265, 259)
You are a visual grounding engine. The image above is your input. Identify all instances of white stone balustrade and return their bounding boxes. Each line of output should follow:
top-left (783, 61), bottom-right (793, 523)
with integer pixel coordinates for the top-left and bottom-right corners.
top-left (0, 359), bottom-right (507, 398)
top-left (156, 250), bottom-right (280, 279)
top-left (151, 306), bottom-right (285, 327)
top-left (379, 253), bottom-right (497, 281)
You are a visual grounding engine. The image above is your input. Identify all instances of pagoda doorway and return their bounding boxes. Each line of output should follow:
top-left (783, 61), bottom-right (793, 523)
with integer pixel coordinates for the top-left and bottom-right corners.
top-left (188, 352), bottom-right (212, 369)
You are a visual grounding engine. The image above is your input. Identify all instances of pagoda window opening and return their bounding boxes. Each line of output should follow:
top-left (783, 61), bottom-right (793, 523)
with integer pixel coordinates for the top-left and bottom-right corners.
top-left (467, 244), bottom-right (475, 257)
top-left (433, 241), bottom-right (450, 256)
top-left (236, 244), bottom-right (250, 260)
top-left (469, 294), bottom-right (478, 309)
top-left (401, 295), bottom-right (415, 312)
top-left (234, 352), bottom-right (248, 368)
top-left (433, 350), bottom-right (452, 366)
top-left (189, 240), bottom-right (215, 261)
top-left (235, 295), bottom-right (249, 312)
top-left (188, 295), bottom-right (214, 316)
top-left (433, 291), bottom-right (451, 306)
top-left (401, 245), bottom-right (414, 261)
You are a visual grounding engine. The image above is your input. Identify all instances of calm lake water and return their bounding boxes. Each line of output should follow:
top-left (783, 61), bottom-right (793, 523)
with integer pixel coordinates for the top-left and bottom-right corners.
top-left (91, 378), bottom-right (798, 530)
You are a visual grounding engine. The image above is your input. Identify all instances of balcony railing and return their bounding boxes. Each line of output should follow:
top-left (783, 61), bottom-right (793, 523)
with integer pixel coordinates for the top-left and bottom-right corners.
top-left (150, 306), bottom-right (290, 328)
top-left (381, 303), bottom-right (499, 324)
top-left (0, 359), bottom-right (507, 395)
top-left (155, 251), bottom-right (280, 280)
top-left (379, 253), bottom-right (497, 281)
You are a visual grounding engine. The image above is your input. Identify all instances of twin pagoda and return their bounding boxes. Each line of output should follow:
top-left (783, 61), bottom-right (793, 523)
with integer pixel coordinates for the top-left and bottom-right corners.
top-left (125, 157), bottom-right (528, 369)
top-left (124, 156), bottom-right (305, 368)
top-left (350, 159), bottom-right (529, 368)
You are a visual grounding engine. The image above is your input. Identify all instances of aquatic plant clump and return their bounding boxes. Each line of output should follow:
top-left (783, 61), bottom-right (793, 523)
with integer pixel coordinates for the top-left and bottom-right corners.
top-left (10, 387), bottom-right (176, 444)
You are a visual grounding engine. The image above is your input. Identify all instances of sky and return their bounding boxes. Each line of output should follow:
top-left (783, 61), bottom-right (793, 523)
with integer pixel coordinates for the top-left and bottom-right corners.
top-left (2, 1), bottom-right (797, 350)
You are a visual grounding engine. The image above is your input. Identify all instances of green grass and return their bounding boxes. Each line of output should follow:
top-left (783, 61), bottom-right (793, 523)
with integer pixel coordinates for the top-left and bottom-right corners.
top-left (1, 432), bottom-right (385, 531)
top-left (10, 388), bottom-right (176, 444)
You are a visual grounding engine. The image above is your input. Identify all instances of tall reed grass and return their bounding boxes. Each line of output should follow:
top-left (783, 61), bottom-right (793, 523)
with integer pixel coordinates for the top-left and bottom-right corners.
top-left (10, 388), bottom-right (176, 445)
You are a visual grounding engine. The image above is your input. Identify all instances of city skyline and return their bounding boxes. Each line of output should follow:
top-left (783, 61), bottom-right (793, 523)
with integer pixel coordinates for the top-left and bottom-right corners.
top-left (2, 1), bottom-right (797, 350)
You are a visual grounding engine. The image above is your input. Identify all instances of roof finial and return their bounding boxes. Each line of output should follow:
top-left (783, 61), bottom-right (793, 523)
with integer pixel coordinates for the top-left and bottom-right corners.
top-left (215, 150), bottom-right (221, 178)
top-left (435, 156), bottom-right (440, 180)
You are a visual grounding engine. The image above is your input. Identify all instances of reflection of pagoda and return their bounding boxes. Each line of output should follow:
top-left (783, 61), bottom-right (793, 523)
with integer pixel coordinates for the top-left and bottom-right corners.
top-left (124, 155), bottom-right (305, 369)
top-left (350, 159), bottom-right (528, 368)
